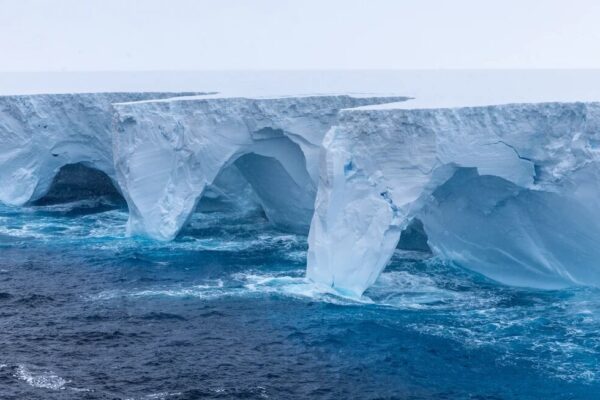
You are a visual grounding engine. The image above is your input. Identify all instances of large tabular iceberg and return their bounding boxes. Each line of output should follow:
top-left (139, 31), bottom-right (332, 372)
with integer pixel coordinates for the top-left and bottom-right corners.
top-left (112, 95), bottom-right (405, 240)
top-left (2, 90), bottom-right (600, 298)
top-left (307, 102), bottom-right (600, 296)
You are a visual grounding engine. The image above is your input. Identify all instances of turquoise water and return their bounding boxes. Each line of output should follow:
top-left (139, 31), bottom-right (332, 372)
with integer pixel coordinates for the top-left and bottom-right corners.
top-left (0, 199), bottom-right (599, 399)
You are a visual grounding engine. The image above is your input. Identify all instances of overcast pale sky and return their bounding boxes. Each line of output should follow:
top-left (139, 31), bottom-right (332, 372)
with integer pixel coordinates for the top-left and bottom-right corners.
top-left (1, 0), bottom-right (599, 71)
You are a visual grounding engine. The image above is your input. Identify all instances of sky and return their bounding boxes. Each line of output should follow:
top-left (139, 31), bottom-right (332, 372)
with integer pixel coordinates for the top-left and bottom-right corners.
top-left (1, 0), bottom-right (600, 71)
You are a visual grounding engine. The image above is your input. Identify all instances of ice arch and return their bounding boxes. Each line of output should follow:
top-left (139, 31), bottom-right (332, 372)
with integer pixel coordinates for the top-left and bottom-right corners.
top-left (307, 102), bottom-right (600, 296)
top-left (112, 95), bottom-right (405, 240)
top-left (195, 162), bottom-right (261, 214)
top-left (417, 167), bottom-right (600, 289)
top-left (193, 151), bottom-right (315, 232)
top-left (235, 150), bottom-right (315, 233)
top-left (117, 123), bottom-right (316, 240)
top-left (0, 92), bottom-right (202, 206)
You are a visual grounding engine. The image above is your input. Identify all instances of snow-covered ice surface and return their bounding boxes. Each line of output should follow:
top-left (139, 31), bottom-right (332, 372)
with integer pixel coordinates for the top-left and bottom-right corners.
top-left (1, 70), bottom-right (600, 105)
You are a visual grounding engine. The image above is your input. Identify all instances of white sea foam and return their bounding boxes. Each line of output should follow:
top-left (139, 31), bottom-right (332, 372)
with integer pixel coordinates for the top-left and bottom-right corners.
top-left (15, 364), bottom-right (68, 390)
top-left (143, 392), bottom-right (182, 399)
top-left (88, 279), bottom-right (226, 301)
top-left (87, 267), bottom-right (478, 310)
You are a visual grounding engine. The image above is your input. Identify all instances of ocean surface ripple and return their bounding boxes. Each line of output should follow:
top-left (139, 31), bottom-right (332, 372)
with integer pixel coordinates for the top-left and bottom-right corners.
top-left (0, 200), bottom-right (599, 399)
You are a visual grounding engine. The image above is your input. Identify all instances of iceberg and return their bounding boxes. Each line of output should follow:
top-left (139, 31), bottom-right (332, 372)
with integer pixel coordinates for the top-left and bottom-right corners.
top-left (307, 101), bottom-right (600, 296)
top-left (2, 89), bottom-right (600, 298)
top-left (112, 95), bottom-right (406, 240)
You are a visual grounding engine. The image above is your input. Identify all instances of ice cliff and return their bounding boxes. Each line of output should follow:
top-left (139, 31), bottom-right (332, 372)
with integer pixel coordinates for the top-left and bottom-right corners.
top-left (307, 102), bottom-right (600, 296)
top-left (2, 91), bottom-right (600, 297)
top-left (112, 95), bottom-right (406, 240)
top-left (0, 93), bottom-right (201, 206)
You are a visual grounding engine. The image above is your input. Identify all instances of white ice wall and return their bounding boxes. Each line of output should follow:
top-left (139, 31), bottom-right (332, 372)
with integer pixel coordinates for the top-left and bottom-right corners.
top-left (3, 92), bottom-right (600, 297)
top-left (307, 102), bottom-right (600, 296)
top-left (112, 95), bottom-right (406, 240)
top-left (0, 93), bottom-right (200, 206)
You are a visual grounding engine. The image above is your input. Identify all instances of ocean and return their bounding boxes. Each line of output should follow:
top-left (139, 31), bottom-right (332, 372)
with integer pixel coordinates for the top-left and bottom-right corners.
top-left (1, 198), bottom-right (599, 399)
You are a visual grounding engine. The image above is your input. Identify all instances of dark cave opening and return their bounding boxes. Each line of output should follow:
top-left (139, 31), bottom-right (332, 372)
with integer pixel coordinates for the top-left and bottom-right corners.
top-left (31, 163), bottom-right (126, 211)
top-left (397, 218), bottom-right (431, 253)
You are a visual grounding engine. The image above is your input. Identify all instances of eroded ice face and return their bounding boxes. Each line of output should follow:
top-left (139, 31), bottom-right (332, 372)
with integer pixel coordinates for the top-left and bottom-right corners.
top-left (2, 91), bottom-right (600, 297)
top-left (308, 102), bottom-right (600, 296)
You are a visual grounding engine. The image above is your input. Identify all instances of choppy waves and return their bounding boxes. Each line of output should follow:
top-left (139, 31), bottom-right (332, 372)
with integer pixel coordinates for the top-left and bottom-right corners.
top-left (1, 201), bottom-right (600, 398)
top-left (84, 262), bottom-right (600, 385)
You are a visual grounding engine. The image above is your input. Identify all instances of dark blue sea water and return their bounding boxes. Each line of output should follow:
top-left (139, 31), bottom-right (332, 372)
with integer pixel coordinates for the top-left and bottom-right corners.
top-left (1, 199), bottom-right (599, 399)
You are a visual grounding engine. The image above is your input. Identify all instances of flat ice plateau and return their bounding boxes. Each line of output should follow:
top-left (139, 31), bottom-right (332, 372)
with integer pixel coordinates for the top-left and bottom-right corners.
top-left (2, 70), bottom-right (600, 296)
